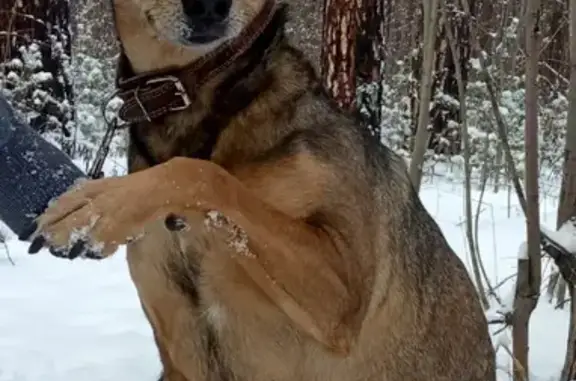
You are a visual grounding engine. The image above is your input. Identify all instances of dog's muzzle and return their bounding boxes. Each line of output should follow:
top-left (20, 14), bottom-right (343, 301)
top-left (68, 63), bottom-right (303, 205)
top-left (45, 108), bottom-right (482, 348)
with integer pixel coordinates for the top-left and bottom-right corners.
top-left (181, 0), bottom-right (232, 43)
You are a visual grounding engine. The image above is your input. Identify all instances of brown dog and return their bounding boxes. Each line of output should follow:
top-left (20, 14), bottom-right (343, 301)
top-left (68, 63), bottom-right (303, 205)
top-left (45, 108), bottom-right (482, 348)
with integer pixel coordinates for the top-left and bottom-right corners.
top-left (28, 0), bottom-right (496, 380)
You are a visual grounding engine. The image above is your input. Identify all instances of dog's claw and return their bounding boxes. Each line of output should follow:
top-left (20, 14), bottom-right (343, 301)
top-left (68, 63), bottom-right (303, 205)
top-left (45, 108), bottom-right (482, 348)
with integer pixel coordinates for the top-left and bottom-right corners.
top-left (28, 235), bottom-right (46, 254)
top-left (68, 240), bottom-right (87, 260)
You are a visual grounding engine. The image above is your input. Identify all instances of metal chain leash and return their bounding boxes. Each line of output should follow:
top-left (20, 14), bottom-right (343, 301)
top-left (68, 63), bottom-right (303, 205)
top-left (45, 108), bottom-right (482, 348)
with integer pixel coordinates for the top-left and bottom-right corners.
top-left (87, 92), bottom-right (126, 179)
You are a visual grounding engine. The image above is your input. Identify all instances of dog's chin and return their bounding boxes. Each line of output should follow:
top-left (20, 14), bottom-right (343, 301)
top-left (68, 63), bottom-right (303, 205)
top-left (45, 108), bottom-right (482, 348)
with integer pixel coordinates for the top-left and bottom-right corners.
top-left (178, 32), bottom-right (225, 46)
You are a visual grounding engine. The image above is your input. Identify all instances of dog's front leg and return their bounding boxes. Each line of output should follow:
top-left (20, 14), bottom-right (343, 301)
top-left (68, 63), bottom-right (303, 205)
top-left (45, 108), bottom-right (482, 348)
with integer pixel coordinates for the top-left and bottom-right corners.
top-left (27, 153), bottom-right (364, 355)
top-left (164, 155), bottom-right (363, 356)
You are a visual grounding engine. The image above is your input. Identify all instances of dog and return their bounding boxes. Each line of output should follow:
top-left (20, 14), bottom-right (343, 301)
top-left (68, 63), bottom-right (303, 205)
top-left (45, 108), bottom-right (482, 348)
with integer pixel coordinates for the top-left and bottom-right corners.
top-left (26, 0), bottom-right (496, 379)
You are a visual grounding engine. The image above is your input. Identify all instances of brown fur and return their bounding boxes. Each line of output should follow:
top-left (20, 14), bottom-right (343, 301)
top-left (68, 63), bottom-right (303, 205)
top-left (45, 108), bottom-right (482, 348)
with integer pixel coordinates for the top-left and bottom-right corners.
top-left (31, 0), bottom-right (496, 380)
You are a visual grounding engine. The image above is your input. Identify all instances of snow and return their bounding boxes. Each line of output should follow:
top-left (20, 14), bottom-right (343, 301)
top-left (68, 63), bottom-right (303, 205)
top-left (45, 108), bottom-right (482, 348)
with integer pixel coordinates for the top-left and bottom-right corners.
top-left (470, 58), bottom-right (481, 70)
top-left (419, 175), bottom-right (568, 381)
top-left (204, 210), bottom-right (254, 258)
top-left (518, 241), bottom-right (528, 259)
top-left (543, 219), bottom-right (576, 254)
top-left (31, 72), bottom-right (54, 83)
top-left (0, 167), bottom-right (570, 381)
top-left (0, 244), bottom-right (160, 381)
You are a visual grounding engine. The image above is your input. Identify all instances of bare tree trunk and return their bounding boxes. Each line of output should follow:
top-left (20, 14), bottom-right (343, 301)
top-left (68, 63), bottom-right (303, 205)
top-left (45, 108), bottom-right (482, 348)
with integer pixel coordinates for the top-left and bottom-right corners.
top-left (559, 1), bottom-right (576, 379)
top-left (444, 7), bottom-right (489, 309)
top-left (408, 0), bottom-right (441, 192)
top-left (551, 0), bottom-right (576, 309)
top-left (321, 0), bottom-right (359, 111)
top-left (512, 1), bottom-right (542, 380)
top-left (493, 0), bottom-right (522, 192)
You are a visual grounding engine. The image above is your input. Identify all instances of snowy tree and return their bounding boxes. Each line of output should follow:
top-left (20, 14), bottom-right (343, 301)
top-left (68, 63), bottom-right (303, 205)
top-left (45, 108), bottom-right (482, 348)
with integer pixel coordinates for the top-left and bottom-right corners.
top-left (0, 0), bottom-right (74, 153)
top-left (69, 0), bottom-right (123, 171)
top-left (511, 1), bottom-right (542, 379)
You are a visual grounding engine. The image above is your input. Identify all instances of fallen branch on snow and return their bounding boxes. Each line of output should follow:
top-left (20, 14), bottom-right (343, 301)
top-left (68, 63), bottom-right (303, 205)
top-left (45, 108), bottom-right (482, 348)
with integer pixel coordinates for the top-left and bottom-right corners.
top-left (0, 231), bottom-right (15, 266)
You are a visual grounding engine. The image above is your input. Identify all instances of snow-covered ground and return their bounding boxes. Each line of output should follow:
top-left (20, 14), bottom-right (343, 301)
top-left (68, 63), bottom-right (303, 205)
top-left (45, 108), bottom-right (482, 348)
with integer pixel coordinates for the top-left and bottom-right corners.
top-left (419, 173), bottom-right (568, 381)
top-left (0, 164), bottom-right (569, 381)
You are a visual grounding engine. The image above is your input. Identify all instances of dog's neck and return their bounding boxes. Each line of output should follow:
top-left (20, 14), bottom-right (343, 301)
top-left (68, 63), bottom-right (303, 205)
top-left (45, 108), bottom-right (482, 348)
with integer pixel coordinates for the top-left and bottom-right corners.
top-left (114, 0), bottom-right (278, 127)
top-left (116, 4), bottom-right (320, 172)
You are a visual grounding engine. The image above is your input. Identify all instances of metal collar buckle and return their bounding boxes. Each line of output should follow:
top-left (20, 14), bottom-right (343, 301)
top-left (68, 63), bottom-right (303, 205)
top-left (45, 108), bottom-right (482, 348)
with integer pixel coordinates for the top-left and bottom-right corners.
top-left (134, 75), bottom-right (192, 122)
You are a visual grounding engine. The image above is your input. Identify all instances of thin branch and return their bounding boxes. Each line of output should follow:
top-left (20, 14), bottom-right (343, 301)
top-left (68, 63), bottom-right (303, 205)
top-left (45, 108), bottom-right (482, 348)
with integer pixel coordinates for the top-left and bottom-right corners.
top-left (538, 60), bottom-right (570, 86)
top-left (0, 232), bottom-right (15, 266)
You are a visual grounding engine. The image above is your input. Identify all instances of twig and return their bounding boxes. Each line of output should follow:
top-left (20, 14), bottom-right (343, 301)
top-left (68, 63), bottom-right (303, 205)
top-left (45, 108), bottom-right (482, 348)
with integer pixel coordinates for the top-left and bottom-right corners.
top-left (499, 343), bottom-right (529, 381)
top-left (557, 298), bottom-right (572, 310)
top-left (0, 232), bottom-right (15, 266)
top-left (488, 310), bottom-right (513, 327)
top-left (538, 60), bottom-right (570, 87)
top-left (493, 273), bottom-right (517, 293)
top-left (490, 310), bottom-right (513, 336)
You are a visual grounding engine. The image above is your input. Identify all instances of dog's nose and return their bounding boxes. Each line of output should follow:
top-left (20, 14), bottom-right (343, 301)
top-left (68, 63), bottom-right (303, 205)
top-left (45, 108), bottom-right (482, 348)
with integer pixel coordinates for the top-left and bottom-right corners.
top-left (182, 0), bottom-right (232, 23)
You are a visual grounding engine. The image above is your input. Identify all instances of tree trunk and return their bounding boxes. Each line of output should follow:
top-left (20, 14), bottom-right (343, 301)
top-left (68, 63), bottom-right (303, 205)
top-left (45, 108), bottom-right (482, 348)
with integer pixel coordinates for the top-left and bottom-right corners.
top-left (444, 6), bottom-right (489, 309)
top-left (512, 1), bottom-right (542, 380)
top-left (552, 0), bottom-right (576, 310)
top-left (408, 0), bottom-right (441, 192)
top-left (356, 0), bottom-right (385, 137)
top-left (321, 0), bottom-right (359, 111)
top-left (558, 0), bottom-right (576, 379)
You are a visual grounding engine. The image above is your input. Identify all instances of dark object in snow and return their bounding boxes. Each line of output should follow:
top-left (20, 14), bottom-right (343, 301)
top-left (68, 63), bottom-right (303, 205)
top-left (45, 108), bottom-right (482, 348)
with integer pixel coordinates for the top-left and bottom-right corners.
top-left (0, 95), bottom-right (86, 240)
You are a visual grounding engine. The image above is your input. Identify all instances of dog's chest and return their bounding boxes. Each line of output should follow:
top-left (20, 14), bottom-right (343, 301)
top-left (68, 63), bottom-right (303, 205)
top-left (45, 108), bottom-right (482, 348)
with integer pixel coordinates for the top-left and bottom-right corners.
top-left (124, 230), bottom-right (313, 381)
